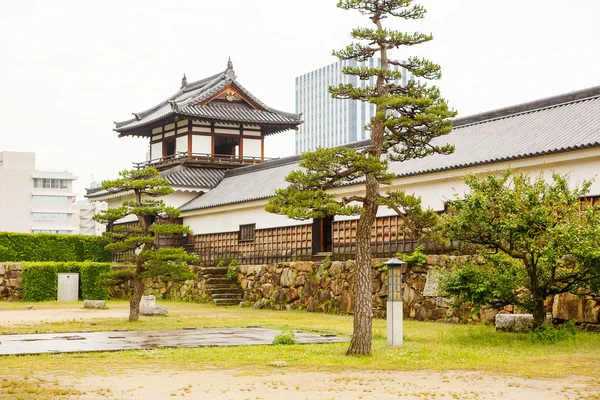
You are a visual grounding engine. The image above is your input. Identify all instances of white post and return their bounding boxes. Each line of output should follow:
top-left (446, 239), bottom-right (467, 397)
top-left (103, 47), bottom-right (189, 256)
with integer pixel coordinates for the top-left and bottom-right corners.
top-left (384, 257), bottom-right (405, 347)
top-left (386, 299), bottom-right (403, 347)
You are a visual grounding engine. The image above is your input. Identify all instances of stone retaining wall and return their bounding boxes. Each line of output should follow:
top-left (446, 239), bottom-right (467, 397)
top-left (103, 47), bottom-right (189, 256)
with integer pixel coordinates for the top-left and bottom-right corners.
top-left (236, 256), bottom-right (474, 323)
top-left (0, 263), bottom-right (22, 300)
top-left (108, 266), bottom-right (210, 303)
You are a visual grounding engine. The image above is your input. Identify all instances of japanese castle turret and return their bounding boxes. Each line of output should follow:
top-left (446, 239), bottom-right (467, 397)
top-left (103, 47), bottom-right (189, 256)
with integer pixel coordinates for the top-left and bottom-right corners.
top-left (114, 59), bottom-right (302, 171)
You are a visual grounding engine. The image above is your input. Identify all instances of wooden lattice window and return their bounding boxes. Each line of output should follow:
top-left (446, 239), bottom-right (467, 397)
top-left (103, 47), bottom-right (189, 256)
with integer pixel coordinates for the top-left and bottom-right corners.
top-left (239, 224), bottom-right (256, 242)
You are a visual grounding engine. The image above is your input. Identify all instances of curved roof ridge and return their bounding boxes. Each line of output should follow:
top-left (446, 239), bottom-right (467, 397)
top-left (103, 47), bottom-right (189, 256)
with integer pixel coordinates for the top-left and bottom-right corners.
top-left (115, 70), bottom-right (226, 128)
top-left (453, 85), bottom-right (600, 128)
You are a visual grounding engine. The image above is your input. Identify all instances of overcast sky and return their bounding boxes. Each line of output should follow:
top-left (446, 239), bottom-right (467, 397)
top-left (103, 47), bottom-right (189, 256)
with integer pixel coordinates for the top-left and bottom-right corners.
top-left (1, 0), bottom-right (599, 199)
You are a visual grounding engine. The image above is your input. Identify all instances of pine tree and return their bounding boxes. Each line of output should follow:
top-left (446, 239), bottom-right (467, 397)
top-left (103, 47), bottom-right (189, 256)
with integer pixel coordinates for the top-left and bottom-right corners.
top-left (94, 168), bottom-right (195, 322)
top-left (266, 0), bottom-right (455, 355)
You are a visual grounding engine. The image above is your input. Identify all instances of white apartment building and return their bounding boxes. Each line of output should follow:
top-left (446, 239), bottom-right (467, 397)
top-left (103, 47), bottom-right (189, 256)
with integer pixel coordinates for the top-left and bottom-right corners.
top-left (295, 58), bottom-right (411, 154)
top-left (0, 151), bottom-right (79, 234)
top-left (75, 200), bottom-right (107, 236)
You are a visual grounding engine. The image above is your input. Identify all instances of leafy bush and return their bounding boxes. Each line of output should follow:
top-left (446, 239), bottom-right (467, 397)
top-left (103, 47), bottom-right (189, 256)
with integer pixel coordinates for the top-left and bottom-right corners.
top-left (22, 263), bottom-right (58, 301)
top-left (0, 232), bottom-right (110, 262)
top-left (399, 246), bottom-right (427, 266)
top-left (530, 322), bottom-right (576, 343)
top-left (80, 263), bottom-right (111, 299)
top-left (272, 331), bottom-right (297, 345)
top-left (21, 262), bottom-right (111, 301)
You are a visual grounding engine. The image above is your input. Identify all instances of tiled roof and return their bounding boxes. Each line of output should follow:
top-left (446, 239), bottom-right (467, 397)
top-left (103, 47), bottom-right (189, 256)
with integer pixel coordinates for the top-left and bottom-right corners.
top-left (115, 61), bottom-right (301, 135)
top-left (86, 166), bottom-right (224, 199)
top-left (160, 166), bottom-right (226, 189)
top-left (179, 85), bottom-right (600, 212)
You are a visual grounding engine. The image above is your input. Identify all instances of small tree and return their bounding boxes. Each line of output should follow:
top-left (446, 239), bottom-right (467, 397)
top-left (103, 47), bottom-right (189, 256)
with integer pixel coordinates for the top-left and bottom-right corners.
top-left (266, 0), bottom-right (455, 355)
top-left (93, 168), bottom-right (195, 322)
top-left (442, 169), bottom-right (600, 327)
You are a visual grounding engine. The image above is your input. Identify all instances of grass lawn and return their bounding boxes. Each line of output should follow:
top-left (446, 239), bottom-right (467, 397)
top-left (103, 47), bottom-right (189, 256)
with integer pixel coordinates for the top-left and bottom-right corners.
top-left (0, 300), bottom-right (599, 380)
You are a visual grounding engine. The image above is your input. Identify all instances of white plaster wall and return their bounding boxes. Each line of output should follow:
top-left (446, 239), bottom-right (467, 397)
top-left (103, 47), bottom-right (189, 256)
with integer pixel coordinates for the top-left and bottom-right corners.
top-left (243, 138), bottom-right (262, 158)
top-left (150, 143), bottom-right (162, 160)
top-left (182, 149), bottom-right (600, 232)
top-left (183, 201), bottom-right (309, 235)
top-left (192, 135), bottom-right (211, 154)
top-left (176, 135), bottom-right (188, 154)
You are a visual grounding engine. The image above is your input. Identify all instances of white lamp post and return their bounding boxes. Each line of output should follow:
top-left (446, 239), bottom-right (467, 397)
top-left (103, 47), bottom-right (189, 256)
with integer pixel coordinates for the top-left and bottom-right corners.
top-left (383, 256), bottom-right (406, 347)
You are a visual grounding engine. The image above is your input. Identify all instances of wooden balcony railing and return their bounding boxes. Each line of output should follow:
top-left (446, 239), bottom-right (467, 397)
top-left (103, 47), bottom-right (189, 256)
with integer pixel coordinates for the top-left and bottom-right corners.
top-left (133, 152), bottom-right (277, 169)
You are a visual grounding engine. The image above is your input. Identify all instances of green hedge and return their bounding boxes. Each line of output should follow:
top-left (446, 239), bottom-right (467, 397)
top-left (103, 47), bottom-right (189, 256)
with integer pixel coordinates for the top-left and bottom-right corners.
top-left (22, 262), bottom-right (111, 301)
top-left (0, 232), bottom-right (110, 262)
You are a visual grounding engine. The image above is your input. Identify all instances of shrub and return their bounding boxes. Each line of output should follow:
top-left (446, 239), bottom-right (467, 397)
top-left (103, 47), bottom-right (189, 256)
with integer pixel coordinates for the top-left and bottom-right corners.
top-left (21, 262), bottom-right (111, 301)
top-left (530, 322), bottom-right (576, 343)
top-left (272, 331), bottom-right (297, 345)
top-left (0, 232), bottom-right (110, 262)
top-left (22, 263), bottom-right (58, 301)
top-left (80, 263), bottom-right (111, 300)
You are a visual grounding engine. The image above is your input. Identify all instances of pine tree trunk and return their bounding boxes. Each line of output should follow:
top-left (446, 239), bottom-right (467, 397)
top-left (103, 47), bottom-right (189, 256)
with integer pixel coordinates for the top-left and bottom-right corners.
top-left (346, 187), bottom-right (378, 355)
top-left (129, 258), bottom-right (145, 322)
top-left (129, 276), bottom-right (144, 322)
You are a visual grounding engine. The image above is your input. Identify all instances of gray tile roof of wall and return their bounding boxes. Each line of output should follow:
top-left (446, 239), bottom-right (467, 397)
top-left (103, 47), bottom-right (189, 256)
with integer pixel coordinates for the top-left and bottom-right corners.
top-left (179, 85), bottom-right (600, 212)
top-left (86, 166), bottom-right (223, 198)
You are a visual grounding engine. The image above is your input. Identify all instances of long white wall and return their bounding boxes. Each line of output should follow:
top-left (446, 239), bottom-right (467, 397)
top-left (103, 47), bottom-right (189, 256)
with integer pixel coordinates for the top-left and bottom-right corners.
top-left (182, 148), bottom-right (600, 234)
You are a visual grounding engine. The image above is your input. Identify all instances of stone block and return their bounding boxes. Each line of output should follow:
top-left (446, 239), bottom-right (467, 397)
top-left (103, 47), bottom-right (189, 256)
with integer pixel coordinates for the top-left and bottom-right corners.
top-left (495, 314), bottom-right (534, 332)
top-left (422, 270), bottom-right (442, 297)
top-left (479, 308), bottom-right (498, 323)
top-left (0, 265), bottom-right (5, 275)
top-left (246, 265), bottom-right (262, 276)
top-left (286, 287), bottom-right (299, 302)
top-left (140, 306), bottom-right (168, 316)
top-left (552, 293), bottom-right (584, 322)
top-left (584, 300), bottom-right (600, 324)
top-left (294, 262), bottom-right (314, 273)
top-left (329, 262), bottom-right (344, 277)
top-left (339, 291), bottom-right (353, 314)
top-left (280, 268), bottom-right (296, 287)
top-left (294, 275), bottom-right (306, 287)
top-left (84, 300), bottom-right (106, 309)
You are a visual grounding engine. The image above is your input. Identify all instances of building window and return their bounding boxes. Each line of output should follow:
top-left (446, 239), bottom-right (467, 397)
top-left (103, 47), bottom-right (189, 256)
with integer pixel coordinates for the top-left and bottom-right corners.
top-left (239, 224), bottom-right (256, 242)
top-left (32, 212), bottom-right (68, 225)
top-left (32, 195), bottom-right (69, 207)
top-left (33, 178), bottom-right (68, 189)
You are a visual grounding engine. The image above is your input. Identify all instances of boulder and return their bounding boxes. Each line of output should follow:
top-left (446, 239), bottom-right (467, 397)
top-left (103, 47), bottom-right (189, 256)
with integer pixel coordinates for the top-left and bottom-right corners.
top-left (584, 300), bottom-right (600, 324)
top-left (552, 293), bottom-right (584, 322)
top-left (294, 262), bottom-right (314, 273)
top-left (479, 308), bottom-right (498, 323)
top-left (280, 268), bottom-right (296, 287)
top-left (329, 262), bottom-right (344, 277)
top-left (495, 314), bottom-right (534, 332)
top-left (83, 300), bottom-right (106, 309)
top-left (339, 291), bottom-right (353, 314)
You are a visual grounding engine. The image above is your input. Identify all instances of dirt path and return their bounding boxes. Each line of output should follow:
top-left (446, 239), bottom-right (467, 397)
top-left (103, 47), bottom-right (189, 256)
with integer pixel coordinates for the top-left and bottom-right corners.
top-left (0, 305), bottom-right (129, 325)
top-left (58, 368), bottom-right (597, 399)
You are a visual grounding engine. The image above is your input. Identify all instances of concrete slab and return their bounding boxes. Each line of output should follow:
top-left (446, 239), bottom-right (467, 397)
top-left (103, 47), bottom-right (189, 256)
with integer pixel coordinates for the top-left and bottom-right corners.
top-left (0, 328), bottom-right (347, 356)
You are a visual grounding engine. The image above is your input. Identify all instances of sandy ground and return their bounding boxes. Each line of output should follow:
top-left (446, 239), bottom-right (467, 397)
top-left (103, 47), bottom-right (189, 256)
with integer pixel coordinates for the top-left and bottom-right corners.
top-left (60, 369), bottom-right (598, 399)
top-left (0, 306), bottom-right (129, 325)
top-left (2, 307), bottom-right (599, 399)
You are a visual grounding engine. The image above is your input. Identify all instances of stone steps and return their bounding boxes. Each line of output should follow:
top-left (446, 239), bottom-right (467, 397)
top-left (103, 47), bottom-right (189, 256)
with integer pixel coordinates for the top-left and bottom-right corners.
top-left (201, 266), bottom-right (242, 306)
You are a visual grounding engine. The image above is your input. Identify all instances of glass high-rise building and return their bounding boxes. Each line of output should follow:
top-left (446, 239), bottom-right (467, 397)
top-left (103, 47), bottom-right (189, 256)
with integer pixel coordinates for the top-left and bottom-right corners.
top-left (295, 58), bottom-right (410, 154)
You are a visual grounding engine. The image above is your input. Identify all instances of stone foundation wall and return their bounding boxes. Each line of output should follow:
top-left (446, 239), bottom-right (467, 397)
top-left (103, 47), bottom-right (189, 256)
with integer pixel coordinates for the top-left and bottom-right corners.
top-left (0, 263), bottom-right (22, 300)
top-left (236, 256), bottom-right (472, 322)
top-left (234, 256), bottom-right (600, 330)
top-left (108, 266), bottom-right (210, 303)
